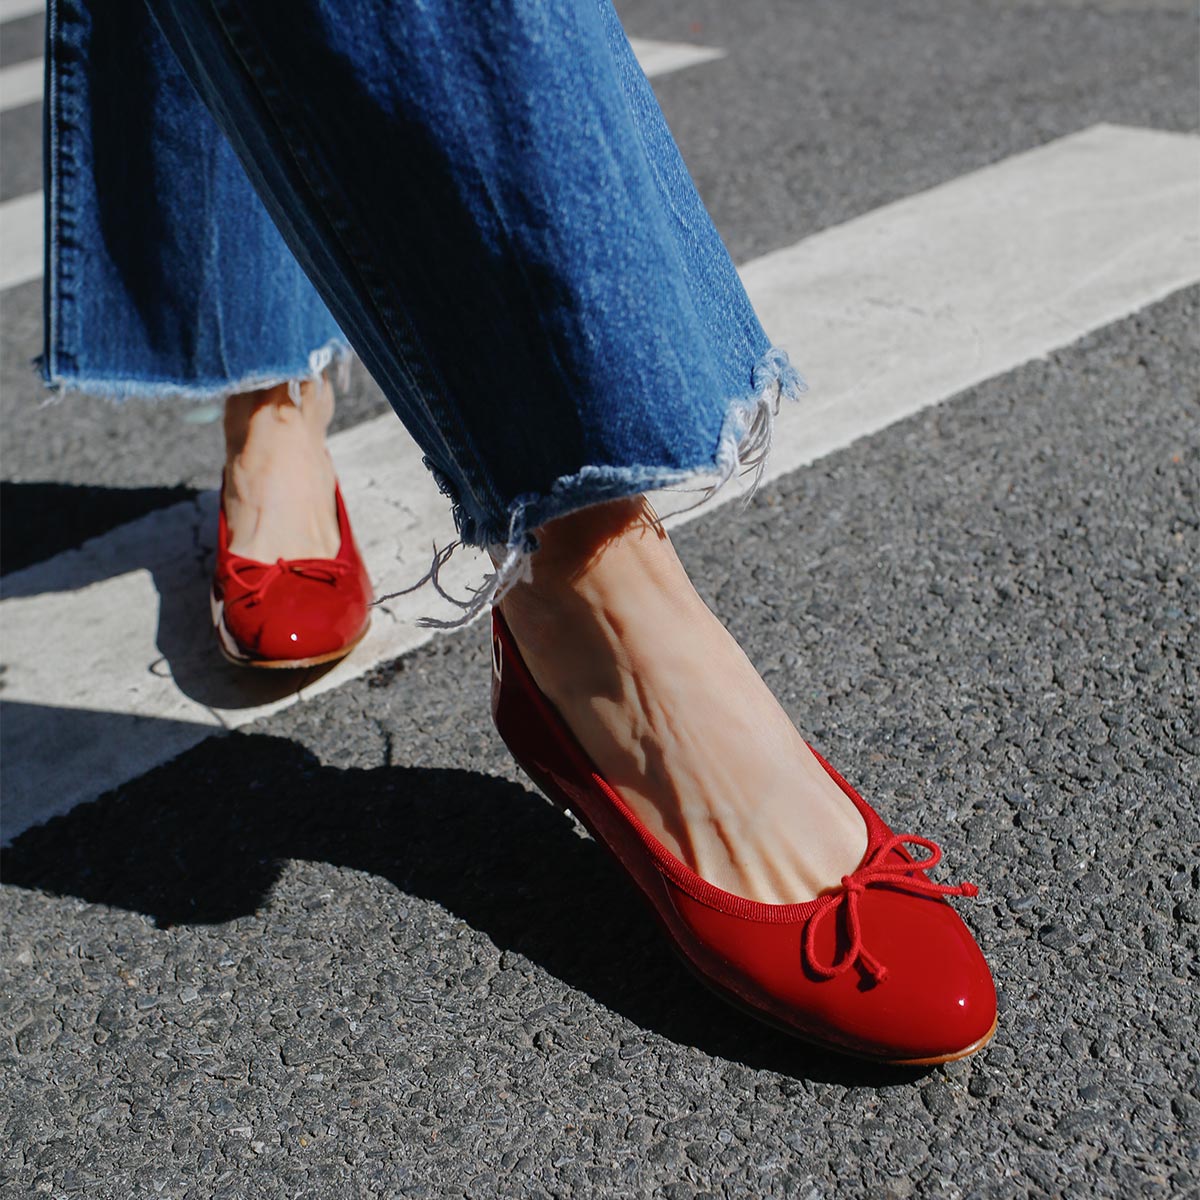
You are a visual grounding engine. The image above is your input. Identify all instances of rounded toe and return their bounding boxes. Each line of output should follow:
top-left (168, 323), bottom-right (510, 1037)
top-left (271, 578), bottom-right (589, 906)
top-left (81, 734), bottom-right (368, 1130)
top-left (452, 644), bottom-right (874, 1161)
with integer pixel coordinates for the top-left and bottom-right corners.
top-left (813, 887), bottom-right (997, 1062)
top-left (666, 875), bottom-right (996, 1064)
top-left (221, 569), bottom-right (370, 664)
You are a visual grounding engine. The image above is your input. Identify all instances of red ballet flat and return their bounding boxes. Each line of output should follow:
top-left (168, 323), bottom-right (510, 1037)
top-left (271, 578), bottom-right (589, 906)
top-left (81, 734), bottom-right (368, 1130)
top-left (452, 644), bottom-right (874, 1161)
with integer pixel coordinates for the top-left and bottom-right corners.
top-left (489, 605), bottom-right (997, 1065)
top-left (211, 482), bottom-right (372, 669)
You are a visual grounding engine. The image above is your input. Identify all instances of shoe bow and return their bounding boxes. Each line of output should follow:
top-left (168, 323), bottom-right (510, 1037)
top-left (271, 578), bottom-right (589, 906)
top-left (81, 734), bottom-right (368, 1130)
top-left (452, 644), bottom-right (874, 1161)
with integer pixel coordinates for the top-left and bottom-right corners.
top-left (226, 556), bottom-right (352, 606)
top-left (803, 834), bottom-right (979, 985)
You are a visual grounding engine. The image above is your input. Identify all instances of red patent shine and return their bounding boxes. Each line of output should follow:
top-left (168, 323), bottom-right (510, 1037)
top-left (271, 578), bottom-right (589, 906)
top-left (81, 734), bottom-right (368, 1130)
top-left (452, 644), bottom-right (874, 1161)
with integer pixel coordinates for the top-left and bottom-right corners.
top-left (212, 483), bottom-right (372, 666)
top-left (489, 605), bottom-right (997, 1064)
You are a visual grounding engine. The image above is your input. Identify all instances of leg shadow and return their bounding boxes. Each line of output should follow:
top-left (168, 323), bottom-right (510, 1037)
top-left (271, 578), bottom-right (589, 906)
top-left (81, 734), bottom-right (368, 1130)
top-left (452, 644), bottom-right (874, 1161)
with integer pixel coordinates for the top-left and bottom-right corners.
top-left (1, 729), bottom-right (927, 1086)
top-left (0, 480), bottom-right (199, 577)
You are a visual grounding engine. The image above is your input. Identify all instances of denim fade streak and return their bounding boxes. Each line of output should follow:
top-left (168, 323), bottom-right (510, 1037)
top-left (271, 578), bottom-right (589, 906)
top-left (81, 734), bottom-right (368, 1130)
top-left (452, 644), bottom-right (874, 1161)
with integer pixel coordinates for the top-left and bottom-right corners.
top-left (38, 0), bottom-right (807, 627)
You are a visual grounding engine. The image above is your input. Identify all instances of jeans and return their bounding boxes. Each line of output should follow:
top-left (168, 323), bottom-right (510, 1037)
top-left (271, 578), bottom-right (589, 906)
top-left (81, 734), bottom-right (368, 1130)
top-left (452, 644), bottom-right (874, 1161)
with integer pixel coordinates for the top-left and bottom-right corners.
top-left (39, 0), bottom-right (805, 622)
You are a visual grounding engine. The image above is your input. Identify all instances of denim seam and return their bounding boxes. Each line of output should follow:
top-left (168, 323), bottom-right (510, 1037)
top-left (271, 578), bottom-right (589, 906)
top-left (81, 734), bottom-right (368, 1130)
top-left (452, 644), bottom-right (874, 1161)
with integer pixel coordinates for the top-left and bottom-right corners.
top-left (36, 0), bottom-right (82, 386)
top-left (39, 0), bottom-right (56, 384)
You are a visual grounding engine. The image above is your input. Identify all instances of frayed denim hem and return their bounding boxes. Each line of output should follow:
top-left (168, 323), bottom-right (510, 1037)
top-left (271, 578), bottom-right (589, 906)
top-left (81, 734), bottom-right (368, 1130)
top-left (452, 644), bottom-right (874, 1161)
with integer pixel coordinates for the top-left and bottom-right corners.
top-left (29, 336), bottom-right (354, 408)
top-left (376, 345), bottom-right (807, 631)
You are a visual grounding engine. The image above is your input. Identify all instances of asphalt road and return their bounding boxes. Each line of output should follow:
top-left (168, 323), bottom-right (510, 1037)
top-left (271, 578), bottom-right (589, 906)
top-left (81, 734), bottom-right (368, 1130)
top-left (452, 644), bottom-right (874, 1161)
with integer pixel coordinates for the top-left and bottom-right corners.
top-left (2, 0), bottom-right (1198, 1197)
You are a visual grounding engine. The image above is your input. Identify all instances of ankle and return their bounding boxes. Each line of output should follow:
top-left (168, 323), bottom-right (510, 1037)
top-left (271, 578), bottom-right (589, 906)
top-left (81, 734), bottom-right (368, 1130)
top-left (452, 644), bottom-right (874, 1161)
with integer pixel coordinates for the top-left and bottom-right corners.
top-left (495, 495), bottom-right (692, 605)
top-left (223, 376), bottom-right (335, 468)
top-left (493, 497), bottom-right (713, 705)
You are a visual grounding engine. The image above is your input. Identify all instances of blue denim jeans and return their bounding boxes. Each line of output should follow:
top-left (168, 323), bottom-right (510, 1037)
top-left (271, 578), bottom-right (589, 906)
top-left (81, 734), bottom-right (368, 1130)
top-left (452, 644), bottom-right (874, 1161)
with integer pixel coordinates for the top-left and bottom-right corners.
top-left (39, 0), bottom-right (805, 623)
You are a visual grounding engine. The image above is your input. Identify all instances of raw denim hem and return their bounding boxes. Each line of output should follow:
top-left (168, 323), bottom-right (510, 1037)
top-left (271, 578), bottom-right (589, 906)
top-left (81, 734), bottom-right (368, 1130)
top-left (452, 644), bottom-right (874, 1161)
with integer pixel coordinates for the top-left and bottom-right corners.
top-left (29, 337), bottom-right (355, 407)
top-left (377, 345), bottom-right (807, 631)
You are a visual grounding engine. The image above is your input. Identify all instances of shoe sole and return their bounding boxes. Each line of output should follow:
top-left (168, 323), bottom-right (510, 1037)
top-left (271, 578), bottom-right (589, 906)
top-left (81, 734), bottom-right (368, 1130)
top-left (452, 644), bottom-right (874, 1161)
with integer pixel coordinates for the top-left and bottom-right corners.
top-left (211, 589), bottom-right (370, 670)
top-left (513, 754), bottom-right (998, 1067)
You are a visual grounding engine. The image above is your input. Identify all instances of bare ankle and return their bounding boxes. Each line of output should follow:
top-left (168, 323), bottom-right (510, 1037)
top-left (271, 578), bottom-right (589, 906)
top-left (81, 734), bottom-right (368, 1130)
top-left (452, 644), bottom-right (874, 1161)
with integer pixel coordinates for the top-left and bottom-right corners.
top-left (219, 372), bottom-right (341, 561)
top-left (493, 494), bottom-right (684, 595)
top-left (492, 495), bottom-right (713, 694)
top-left (224, 375), bottom-right (335, 467)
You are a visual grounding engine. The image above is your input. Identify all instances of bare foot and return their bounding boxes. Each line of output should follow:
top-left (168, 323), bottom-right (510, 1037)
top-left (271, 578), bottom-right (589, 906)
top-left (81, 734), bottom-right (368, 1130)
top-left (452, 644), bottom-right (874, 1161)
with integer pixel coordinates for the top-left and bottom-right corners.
top-left (223, 373), bottom-right (340, 562)
top-left (494, 496), bottom-right (868, 906)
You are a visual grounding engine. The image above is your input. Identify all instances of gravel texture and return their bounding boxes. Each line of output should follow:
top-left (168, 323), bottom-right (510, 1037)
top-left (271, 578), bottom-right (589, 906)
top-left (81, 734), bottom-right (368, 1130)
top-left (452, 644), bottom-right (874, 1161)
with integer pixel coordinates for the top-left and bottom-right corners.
top-left (3, 287), bottom-right (1197, 1198)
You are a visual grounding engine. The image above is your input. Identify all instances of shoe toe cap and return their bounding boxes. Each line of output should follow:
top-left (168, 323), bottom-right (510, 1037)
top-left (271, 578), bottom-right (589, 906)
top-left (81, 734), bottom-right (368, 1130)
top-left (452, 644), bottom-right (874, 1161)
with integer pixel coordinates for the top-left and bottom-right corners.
top-left (668, 881), bottom-right (996, 1063)
top-left (224, 572), bottom-right (370, 663)
top-left (811, 886), bottom-right (997, 1061)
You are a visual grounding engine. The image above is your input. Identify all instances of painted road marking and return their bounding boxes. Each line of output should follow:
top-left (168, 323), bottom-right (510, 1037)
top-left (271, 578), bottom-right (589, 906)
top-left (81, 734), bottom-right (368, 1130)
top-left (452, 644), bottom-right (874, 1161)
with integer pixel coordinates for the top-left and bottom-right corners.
top-left (0, 38), bottom-right (727, 291)
top-left (740, 122), bottom-right (1200, 484)
top-left (3, 122), bottom-right (1199, 840)
top-left (626, 37), bottom-right (725, 77)
top-left (0, 41), bottom-right (719, 121)
top-left (0, 56), bottom-right (41, 111)
top-left (0, 0), bottom-right (41, 22)
top-left (0, 190), bottom-right (41, 289)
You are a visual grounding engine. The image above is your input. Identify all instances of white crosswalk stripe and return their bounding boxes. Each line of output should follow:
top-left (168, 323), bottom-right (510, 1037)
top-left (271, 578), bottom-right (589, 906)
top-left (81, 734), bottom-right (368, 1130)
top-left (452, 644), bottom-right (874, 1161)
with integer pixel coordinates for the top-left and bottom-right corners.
top-left (0, 0), bottom-right (41, 22)
top-left (0, 190), bottom-right (42, 289)
top-left (3, 121), bottom-right (1198, 841)
top-left (0, 55), bottom-right (41, 110)
top-left (626, 37), bottom-right (725, 77)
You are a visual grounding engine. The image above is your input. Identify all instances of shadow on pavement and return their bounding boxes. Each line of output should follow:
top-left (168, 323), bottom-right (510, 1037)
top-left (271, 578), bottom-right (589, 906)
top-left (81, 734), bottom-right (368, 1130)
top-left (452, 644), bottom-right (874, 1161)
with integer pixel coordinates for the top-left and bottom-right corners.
top-left (0, 480), bottom-right (200, 576)
top-left (0, 729), bottom-right (929, 1087)
top-left (0, 483), bottom-right (340, 711)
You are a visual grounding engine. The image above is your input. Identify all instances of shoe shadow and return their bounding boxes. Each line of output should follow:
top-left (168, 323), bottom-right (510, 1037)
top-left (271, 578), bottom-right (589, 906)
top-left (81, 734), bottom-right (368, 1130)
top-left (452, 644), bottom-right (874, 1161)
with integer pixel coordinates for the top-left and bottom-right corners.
top-left (0, 730), bottom-right (927, 1087)
top-left (1, 481), bottom-right (339, 711)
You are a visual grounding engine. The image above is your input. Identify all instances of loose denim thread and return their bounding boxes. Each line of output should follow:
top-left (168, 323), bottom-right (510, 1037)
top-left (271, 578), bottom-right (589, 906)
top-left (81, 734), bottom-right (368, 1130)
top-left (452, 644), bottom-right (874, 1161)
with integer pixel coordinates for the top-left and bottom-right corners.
top-left (286, 339), bottom-right (353, 408)
top-left (375, 345), bottom-right (807, 631)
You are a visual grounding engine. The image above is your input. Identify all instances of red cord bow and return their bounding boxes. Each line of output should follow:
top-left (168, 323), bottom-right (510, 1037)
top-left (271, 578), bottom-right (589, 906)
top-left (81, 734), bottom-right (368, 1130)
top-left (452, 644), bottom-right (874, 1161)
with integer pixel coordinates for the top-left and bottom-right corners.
top-left (227, 557), bottom-right (351, 606)
top-left (803, 834), bottom-right (979, 985)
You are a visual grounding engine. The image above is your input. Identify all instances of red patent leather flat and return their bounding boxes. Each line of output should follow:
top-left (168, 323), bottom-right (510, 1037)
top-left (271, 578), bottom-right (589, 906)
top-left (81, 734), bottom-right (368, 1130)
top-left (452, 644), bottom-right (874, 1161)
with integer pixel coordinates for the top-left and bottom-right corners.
top-left (211, 482), bottom-right (372, 669)
top-left (490, 605), bottom-right (997, 1065)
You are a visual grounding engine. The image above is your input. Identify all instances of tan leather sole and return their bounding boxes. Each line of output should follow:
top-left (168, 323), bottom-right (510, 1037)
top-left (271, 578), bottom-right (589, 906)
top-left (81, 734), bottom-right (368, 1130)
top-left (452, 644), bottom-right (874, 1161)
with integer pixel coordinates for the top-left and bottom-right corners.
top-left (215, 626), bottom-right (369, 670)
